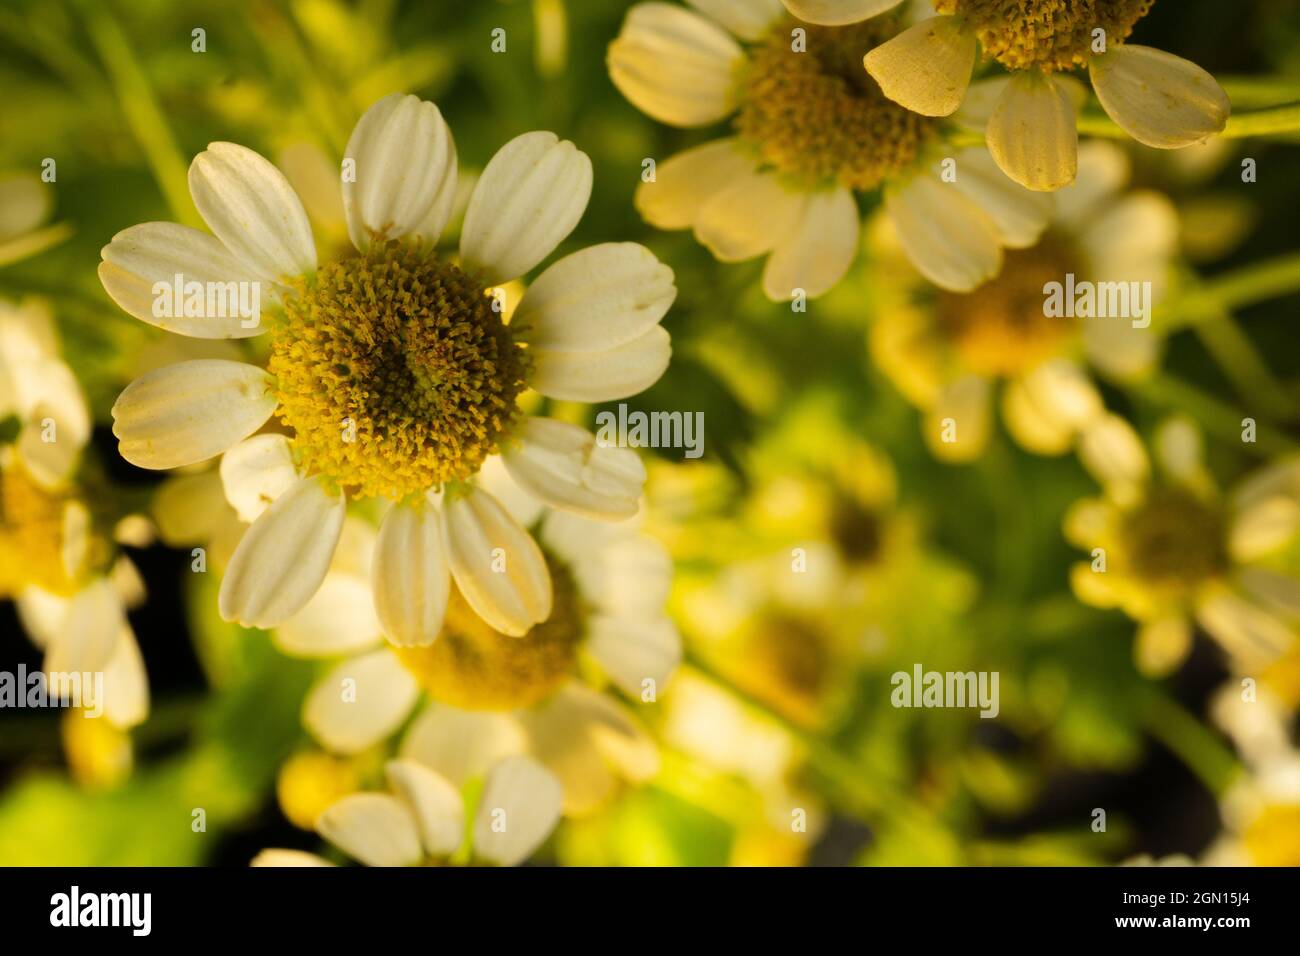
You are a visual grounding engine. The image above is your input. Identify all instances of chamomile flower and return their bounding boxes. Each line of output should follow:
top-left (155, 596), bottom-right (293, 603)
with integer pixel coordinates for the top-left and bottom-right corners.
top-left (99, 93), bottom-right (676, 641)
top-left (277, 488), bottom-right (679, 818)
top-left (860, 0), bottom-right (1230, 190)
top-left (0, 299), bottom-right (149, 774)
top-left (253, 755), bottom-right (562, 867)
top-left (1206, 684), bottom-right (1300, 866)
top-left (608, 2), bottom-right (1051, 297)
top-left (871, 140), bottom-right (1177, 462)
top-left (1066, 417), bottom-right (1300, 678)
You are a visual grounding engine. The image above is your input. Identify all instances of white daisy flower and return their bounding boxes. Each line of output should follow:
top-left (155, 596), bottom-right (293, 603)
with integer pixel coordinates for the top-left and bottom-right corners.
top-left (99, 93), bottom-right (677, 641)
top-left (608, 1), bottom-right (1052, 297)
top-left (870, 140), bottom-right (1178, 462)
top-left (860, 0), bottom-right (1230, 190)
top-left (1, 299), bottom-right (149, 760)
top-left (253, 755), bottom-right (562, 867)
top-left (275, 487), bottom-right (679, 818)
top-left (1067, 416), bottom-right (1300, 678)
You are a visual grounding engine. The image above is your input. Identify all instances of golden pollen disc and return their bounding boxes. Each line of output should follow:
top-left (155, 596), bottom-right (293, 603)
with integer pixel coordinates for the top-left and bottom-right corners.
top-left (1123, 487), bottom-right (1226, 589)
top-left (935, 0), bottom-right (1155, 72)
top-left (735, 18), bottom-right (936, 191)
top-left (935, 235), bottom-right (1081, 377)
top-left (270, 241), bottom-right (529, 501)
top-left (393, 556), bottom-right (582, 711)
top-left (0, 467), bottom-right (81, 597)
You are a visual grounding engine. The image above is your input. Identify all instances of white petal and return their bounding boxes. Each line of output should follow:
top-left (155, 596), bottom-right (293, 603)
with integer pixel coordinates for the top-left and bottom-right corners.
top-left (513, 243), bottom-right (675, 353)
top-left (373, 501), bottom-right (451, 648)
top-left (608, 3), bottom-right (744, 127)
top-left (763, 187), bottom-right (859, 301)
top-left (250, 849), bottom-right (335, 867)
top-left (474, 455), bottom-right (546, 528)
top-left (503, 417), bottom-right (646, 520)
top-left (459, 131), bottom-right (592, 285)
top-left (687, 0), bottom-right (785, 41)
top-left (1090, 45), bottom-right (1230, 149)
top-left (219, 433), bottom-right (297, 522)
top-left (517, 684), bottom-right (659, 815)
top-left (544, 513), bottom-right (672, 616)
top-left (863, 15), bottom-right (975, 116)
top-left (112, 360), bottom-right (276, 470)
top-left (634, 138), bottom-right (755, 230)
top-left (15, 587), bottom-right (68, 649)
top-left (188, 142), bottom-right (316, 280)
top-left (219, 475), bottom-right (345, 628)
top-left (529, 324), bottom-right (671, 402)
top-left (1002, 361), bottom-right (1103, 456)
top-left (587, 613), bottom-right (682, 697)
top-left (317, 793), bottom-right (423, 867)
top-left (100, 625), bottom-right (149, 728)
top-left (399, 704), bottom-right (528, 786)
top-left (98, 223), bottom-right (268, 338)
top-left (885, 174), bottom-right (1001, 292)
top-left (948, 147), bottom-right (1052, 249)
top-left (694, 168), bottom-right (804, 262)
top-left (342, 94), bottom-right (457, 248)
top-left (780, 0), bottom-right (904, 26)
top-left (385, 759), bottom-right (464, 858)
top-left (303, 649), bottom-right (420, 755)
top-left (922, 374), bottom-right (992, 462)
top-left (1078, 413), bottom-right (1150, 501)
top-left (1196, 591), bottom-right (1293, 670)
top-left (472, 756), bottom-right (563, 866)
top-left (43, 579), bottom-right (124, 675)
top-left (986, 73), bottom-right (1078, 192)
top-left (1229, 497), bottom-right (1300, 564)
top-left (1054, 140), bottom-right (1131, 230)
top-left (273, 574), bottom-right (384, 658)
top-left (443, 488), bottom-right (551, 637)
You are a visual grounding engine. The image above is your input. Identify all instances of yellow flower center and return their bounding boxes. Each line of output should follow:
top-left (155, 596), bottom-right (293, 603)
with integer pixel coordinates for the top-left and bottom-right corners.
top-left (734, 613), bottom-right (830, 724)
top-left (0, 466), bottom-right (81, 596)
top-left (393, 555), bottom-right (582, 711)
top-left (735, 17), bottom-right (936, 190)
top-left (934, 236), bottom-right (1080, 377)
top-left (269, 241), bottom-right (529, 501)
top-left (1123, 487), bottom-right (1225, 590)
top-left (934, 0), bottom-right (1155, 73)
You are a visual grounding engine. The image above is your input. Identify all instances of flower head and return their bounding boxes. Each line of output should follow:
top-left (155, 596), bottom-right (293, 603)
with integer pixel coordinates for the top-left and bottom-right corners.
top-left (99, 94), bottom-right (677, 643)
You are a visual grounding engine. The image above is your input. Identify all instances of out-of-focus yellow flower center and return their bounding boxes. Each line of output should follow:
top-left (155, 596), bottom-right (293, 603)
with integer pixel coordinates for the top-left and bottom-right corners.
top-left (934, 0), bottom-right (1154, 72)
top-left (736, 17), bottom-right (935, 190)
top-left (734, 613), bottom-right (830, 724)
top-left (1123, 487), bottom-right (1225, 589)
top-left (394, 556), bottom-right (582, 711)
top-left (269, 241), bottom-right (529, 501)
top-left (1242, 803), bottom-right (1300, 867)
top-left (277, 750), bottom-right (363, 830)
top-left (0, 466), bottom-right (79, 596)
top-left (829, 494), bottom-right (883, 565)
top-left (935, 237), bottom-right (1080, 377)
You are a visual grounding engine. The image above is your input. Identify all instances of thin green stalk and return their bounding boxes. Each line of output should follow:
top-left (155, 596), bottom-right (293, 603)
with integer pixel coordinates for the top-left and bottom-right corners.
top-left (1190, 310), bottom-right (1298, 422)
top-left (1137, 686), bottom-right (1241, 799)
top-left (1138, 374), bottom-right (1300, 458)
top-left (1079, 101), bottom-right (1300, 140)
top-left (77, 1), bottom-right (199, 227)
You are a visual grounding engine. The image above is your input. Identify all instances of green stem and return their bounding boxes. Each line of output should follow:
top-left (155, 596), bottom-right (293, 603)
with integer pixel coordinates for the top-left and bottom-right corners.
top-left (1137, 686), bottom-right (1241, 799)
top-left (1137, 374), bottom-right (1300, 457)
top-left (1078, 101), bottom-right (1300, 140)
top-left (77, 1), bottom-right (200, 228)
